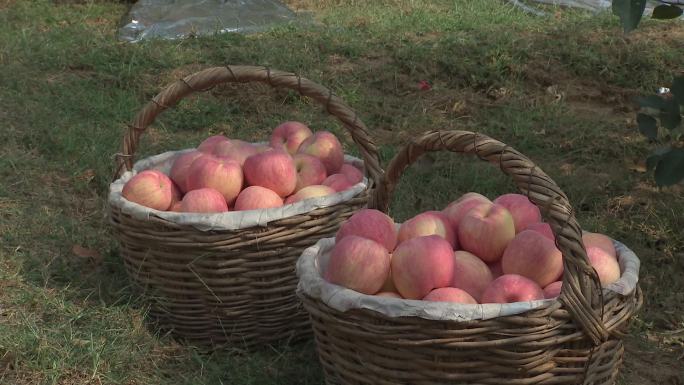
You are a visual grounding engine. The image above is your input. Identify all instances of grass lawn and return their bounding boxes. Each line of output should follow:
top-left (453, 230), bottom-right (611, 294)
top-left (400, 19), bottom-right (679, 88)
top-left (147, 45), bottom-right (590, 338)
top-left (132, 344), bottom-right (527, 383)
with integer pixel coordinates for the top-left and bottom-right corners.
top-left (1, 0), bottom-right (683, 384)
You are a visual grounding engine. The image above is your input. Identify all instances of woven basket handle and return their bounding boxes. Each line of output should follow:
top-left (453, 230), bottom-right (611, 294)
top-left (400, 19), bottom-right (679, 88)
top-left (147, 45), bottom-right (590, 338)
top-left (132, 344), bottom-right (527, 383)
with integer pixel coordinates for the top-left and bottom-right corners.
top-left (373, 130), bottom-right (609, 346)
top-left (113, 65), bottom-right (383, 192)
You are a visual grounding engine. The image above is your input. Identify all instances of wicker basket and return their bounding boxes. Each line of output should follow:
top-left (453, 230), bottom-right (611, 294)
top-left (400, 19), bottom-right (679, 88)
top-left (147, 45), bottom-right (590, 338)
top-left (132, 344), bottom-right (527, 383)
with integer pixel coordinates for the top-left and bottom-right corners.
top-left (299, 130), bottom-right (643, 384)
top-left (108, 66), bottom-right (383, 349)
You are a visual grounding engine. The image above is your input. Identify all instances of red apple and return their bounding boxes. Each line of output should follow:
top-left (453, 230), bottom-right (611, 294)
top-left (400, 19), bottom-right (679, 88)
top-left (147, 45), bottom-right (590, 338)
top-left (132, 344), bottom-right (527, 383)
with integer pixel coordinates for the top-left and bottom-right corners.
top-left (243, 150), bottom-right (297, 197)
top-left (391, 235), bottom-right (455, 300)
top-left (423, 287), bottom-right (477, 304)
top-left (335, 209), bottom-right (397, 252)
top-left (501, 230), bottom-right (563, 287)
top-left (297, 131), bottom-right (344, 174)
top-left (322, 173), bottom-right (354, 192)
top-left (583, 232), bottom-right (616, 258)
top-left (284, 185), bottom-right (336, 204)
top-left (525, 222), bottom-right (554, 241)
top-left (339, 163), bottom-right (363, 184)
top-left (293, 153), bottom-right (327, 192)
top-left (324, 235), bottom-right (391, 295)
top-left (186, 156), bottom-right (244, 206)
top-left (458, 203), bottom-right (515, 263)
top-left (376, 291), bottom-right (402, 299)
top-left (587, 246), bottom-right (621, 286)
top-left (122, 170), bottom-right (174, 211)
top-left (234, 186), bottom-right (283, 211)
top-left (270, 121), bottom-right (313, 154)
top-left (169, 200), bottom-right (183, 212)
top-left (397, 211), bottom-right (457, 249)
top-left (543, 281), bottom-right (562, 299)
top-left (443, 192), bottom-right (491, 231)
top-left (493, 193), bottom-right (542, 234)
top-left (197, 135), bottom-right (230, 153)
top-left (180, 188), bottom-right (228, 213)
top-left (452, 251), bottom-right (493, 302)
top-left (169, 150), bottom-right (204, 193)
top-left (481, 274), bottom-right (544, 304)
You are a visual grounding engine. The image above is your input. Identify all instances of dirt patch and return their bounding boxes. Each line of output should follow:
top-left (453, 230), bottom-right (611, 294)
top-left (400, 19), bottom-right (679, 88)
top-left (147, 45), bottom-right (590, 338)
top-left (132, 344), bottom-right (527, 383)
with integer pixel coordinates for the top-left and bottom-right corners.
top-left (621, 336), bottom-right (684, 385)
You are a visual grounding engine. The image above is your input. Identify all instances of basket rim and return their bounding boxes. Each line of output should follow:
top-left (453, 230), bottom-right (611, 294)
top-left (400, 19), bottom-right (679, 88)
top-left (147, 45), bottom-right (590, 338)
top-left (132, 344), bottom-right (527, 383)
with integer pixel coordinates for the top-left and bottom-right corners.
top-left (296, 236), bottom-right (640, 322)
top-left (109, 148), bottom-right (369, 232)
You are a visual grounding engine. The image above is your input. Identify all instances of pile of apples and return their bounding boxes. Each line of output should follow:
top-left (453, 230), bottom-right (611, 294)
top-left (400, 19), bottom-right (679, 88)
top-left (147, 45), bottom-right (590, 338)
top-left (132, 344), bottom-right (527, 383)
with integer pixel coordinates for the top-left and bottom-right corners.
top-left (324, 193), bottom-right (621, 304)
top-left (121, 121), bottom-right (364, 213)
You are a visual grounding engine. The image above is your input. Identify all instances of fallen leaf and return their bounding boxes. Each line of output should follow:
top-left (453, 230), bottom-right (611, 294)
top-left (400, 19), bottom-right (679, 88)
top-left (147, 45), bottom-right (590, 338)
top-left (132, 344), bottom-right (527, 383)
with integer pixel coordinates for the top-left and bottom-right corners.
top-left (72, 245), bottom-right (102, 263)
top-left (418, 80), bottom-right (431, 91)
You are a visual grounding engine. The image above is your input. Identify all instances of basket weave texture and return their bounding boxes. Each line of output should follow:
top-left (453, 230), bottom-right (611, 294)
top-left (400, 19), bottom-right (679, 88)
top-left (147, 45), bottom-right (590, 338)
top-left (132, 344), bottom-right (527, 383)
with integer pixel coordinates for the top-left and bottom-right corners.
top-left (301, 130), bottom-right (643, 384)
top-left (109, 65), bottom-right (382, 348)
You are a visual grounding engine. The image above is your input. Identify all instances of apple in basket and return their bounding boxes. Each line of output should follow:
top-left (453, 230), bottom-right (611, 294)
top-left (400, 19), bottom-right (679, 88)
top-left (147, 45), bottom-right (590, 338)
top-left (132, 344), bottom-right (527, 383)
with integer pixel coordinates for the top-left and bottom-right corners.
top-left (324, 235), bottom-right (391, 295)
top-left (322, 173), bottom-right (354, 192)
top-left (525, 222), bottom-right (554, 241)
top-left (397, 211), bottom-right (457, 249)
top-left (270, 121), bottom-right (313, 155)
top-left (583, 232), bottom-right (617, 258)
top-left (391, 235), bottom-right (455, 300)
top-left (293, 153), bottom-right (327, 192)
top-left (234, 186), bottom-right (283, 211)
top-left (197, 135), bottom-right (230, 153)
top-left (339, 163), bottom-right (364, 184)
top-left (285, 185), bottom-right (336, 204)
top-left (122, 170), bottom-right (175, 211)
top-left (243, 150), bottom-right (297, 198)
top-left (335, 209), bottom-right (397, 252)
top-left (180, 188), bottom-right (229, 213)
top-left (587, 246), bottom-right (620, 286)
top-left (458, 202), bottom-right (515, 263)
top-left (451, 250), bottom-right (493, 303)
top-left (501, 230), bottom-right (563, 288)
top-left (481, 274), bottom-right (544, 304)
top-left (169, 150), bottom-right (204, 193)
top-left (493, 193), bottom-right (542, 234)
top-left (186, 156), bottom-right (244, 206)
top-left (423, 287), bottom-right (477, 304)
top-left (443, 192), bottom-right (491, 231)
top-left (212, 139), bottom-right (261, 166)
top-left (543, 281), bottom-right (562, 299)
top-left (298, 131), bottom-right (344, 175)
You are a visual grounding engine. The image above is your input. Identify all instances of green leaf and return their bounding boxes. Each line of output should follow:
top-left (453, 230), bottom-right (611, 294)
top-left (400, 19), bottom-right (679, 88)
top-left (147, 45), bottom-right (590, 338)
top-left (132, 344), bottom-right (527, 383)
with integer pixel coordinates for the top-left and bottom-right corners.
top-left (612, 0), bottom-right (647, 32)
top-left (637, 113), bottom-right (658, 139)
top-left (672, 76), bottom-right (684, 106)
top-left (654, 148), bottom-right (684, 186)
top-left (652, 4), bottom-right (684, 19)
top-left (660, 99), bottom-right (682, 130)
top-left (637, 95), bottom-right (665, 109)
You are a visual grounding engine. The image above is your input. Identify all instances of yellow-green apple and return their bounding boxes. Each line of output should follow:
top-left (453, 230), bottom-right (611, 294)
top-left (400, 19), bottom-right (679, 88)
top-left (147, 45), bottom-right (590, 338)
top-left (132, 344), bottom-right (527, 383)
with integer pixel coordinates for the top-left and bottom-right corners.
top-left (525, 222), bottom-right (554, 241)
top-left (458, 203), bottom-right (515, 263)
top-left (376, 291), bottom-right (402, 299)
top-left (180, 187), bottom-right (228, 213)
top-left (583, 232), bottom-right (616, 258)
top-left (197, 135), bottom-right (230, 153)
top-left (169, 150), bottom-right (204, 193)
top-left (391, 235), bottom-right (455, 299)
top-left (186, 156), bottom-right (244, 206)
top-left (322, 173), bottom-right (354, 192)
top-left (543, 281), bottom-right (562, 299)
top-left (451, 250), bottom-right (493, 302)
top-left (443, 192), bottom-right (491, 231)
top-left (397, 211), bottom-right (457, 248)
top-left (297, 131), bottom-right (344, 174)
top-left (212, 139), bottom-right (260, 166)
top-left (324, 235), bottom-right (391, 295)
top-left (284, 185), bottom-right (335, 204)
top-left (122, 170), bottom-right (174, 211)
top-left (270, 121), bottom-right (313, 154)
top-left (587, 246), bottom-right (621, 286)
top-left (243, 150), bottom-right (297, 197)
top-left (501, 230), bottom-right (563, 287)
top-left (422, 287), bottom-right (477, 304)
top-left (335, 209), bottom-right (397, 252)
top-left (481, 274), bottom-right (544, 303)
top-left (293, 153), bottom-right (327, 192)
top-left (234, 186), bottom-right (283, 211)
top-left (339, 163), bottom-right (363, 184)
top-left (493, 193), bottom-right (542, 233)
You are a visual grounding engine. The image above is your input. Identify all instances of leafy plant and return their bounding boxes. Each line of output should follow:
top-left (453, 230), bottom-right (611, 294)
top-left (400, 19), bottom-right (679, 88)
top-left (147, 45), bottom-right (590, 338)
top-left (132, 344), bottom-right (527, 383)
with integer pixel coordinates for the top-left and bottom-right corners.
top-left (612, 0), bottom-right (683, 32)
top-left (636, 76), bottom-right (684, 186)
